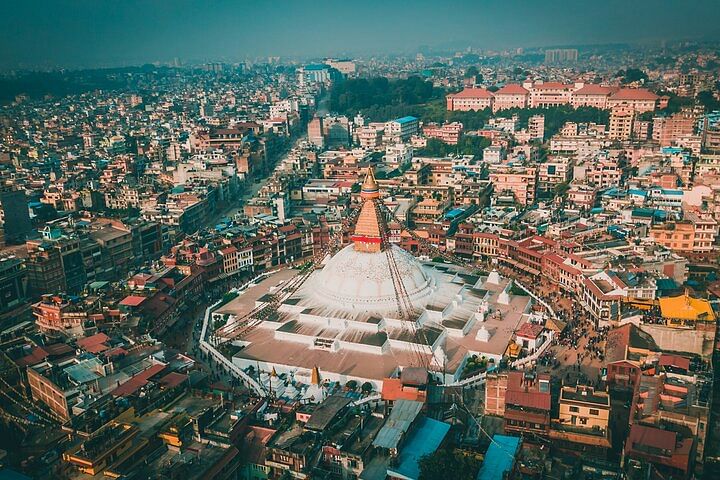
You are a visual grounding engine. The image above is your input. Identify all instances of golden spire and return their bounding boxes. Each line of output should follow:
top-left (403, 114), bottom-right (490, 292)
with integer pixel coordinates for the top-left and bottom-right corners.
top-left (360, 166), bottom-right (380, 200)
top-left (311, 366), bottom-right (321, 385)
top-left (352, 166), bottom-right (385, 253)
top-left (271, 367), bottom-right (278, 377)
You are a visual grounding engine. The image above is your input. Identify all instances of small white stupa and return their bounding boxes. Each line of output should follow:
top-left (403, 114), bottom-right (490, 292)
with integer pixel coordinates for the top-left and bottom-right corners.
top-left (303, 366), bottom-right (326, 403)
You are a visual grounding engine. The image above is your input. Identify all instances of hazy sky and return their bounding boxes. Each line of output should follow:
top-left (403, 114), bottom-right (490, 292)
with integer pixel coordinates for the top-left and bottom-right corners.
top-left (1, 0), bottom-right (720, 68)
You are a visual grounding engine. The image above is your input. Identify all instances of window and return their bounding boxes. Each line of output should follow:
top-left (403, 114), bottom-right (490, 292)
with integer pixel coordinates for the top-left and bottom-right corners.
top-left (569, 406), bottom-right (579, 413)
top-left (580, 417), bottom-right (588, 425)
top-left (589, 409), bottom-right (599, 416)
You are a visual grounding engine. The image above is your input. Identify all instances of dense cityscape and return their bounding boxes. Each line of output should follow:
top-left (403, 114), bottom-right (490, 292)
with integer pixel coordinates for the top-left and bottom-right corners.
top-left (1, 4), bottom-right (720, 480)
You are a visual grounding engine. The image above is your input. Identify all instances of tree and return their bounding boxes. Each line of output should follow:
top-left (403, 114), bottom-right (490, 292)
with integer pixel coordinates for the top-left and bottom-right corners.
top-left (464, 66), bottom-right (479, 79)
top-left (345, 380), bottom-right (358, 390)
top-left (419, 448), bottom-right (481, 480)
top-left (361, 382), bottom-right (373, 394)
top-left (328, 76), bottom-right (440, 118)
top-left (697, 90), bottom-right (720, 112)
top-left (554, 181), bottom-right (570, 198)
top-left (615, 68), bottom-right (648, 84)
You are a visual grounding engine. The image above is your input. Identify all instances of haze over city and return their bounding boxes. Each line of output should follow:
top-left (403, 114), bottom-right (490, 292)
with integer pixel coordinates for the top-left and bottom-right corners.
top-left (1, 0), bottom-right (720, 68)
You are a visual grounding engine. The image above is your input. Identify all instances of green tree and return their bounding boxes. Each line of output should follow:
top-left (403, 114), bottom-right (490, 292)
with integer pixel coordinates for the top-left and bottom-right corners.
top-left (615, 68), bottom-right (648, 84)
top-left (554, 181), bottom-right (571, 197)
top-left (697, 91), bottom-right (720, 112)
top-left (419, 448), bottom-right (481, 480)
top-left (464, 66), bottom-right (479, 78)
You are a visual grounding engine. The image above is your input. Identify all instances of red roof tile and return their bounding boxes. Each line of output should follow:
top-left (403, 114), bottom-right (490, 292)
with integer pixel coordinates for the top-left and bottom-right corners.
top-left (448, 87), bottom-right (494, 99)
top-left (111, 363), bottom-right (166, 397)
top-left (515, 322), bottom-right (544, 339)
top-left (158, 372), bottom-right (188, 389)
top-left (77, 333), bottom-right (109, 349)
top-left (16, 347), bottom-right (49, 367)
top-left (610, 88), bottom-right (659, 101)
top-left (119, 295), bottom-right (146, 307)
top-left (495, 84), bottom-right (529, 95)
top-left (659, 354), bottom-right (690, 371)
top-left (574, 84), bottom-right (614, 95)
top-left (505, 371), bottom-right (551, 411)
top-left (532, 82), bottom-right (572, 90)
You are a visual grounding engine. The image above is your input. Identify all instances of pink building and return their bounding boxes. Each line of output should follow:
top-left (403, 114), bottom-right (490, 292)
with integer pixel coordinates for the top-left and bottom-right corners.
top-left (607, 88), bottom-right (659, 113)
top-left (571, 84), bottom-right (614, 108)
top-left (446, 80), bottom-right (660, 115)
top-left (492, 84), bottom-right (529, 112)
top-left (489, 166), bottom-right (537, 206)
top-left (423, 122), bottom-right (463, 144)
top-left (446, 88), bottom-right (494, 111)
top-left (526, 81), bottom-right (575, 108)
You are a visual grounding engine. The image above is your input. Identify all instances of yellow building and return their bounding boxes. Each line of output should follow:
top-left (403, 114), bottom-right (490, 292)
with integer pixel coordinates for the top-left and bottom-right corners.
top-left (557, 385), bottom-right (611, 432)
top-left (659, 292), bottom-right (716, 327)
top-left (549, 385), bottom-right (613, 453)
top-left (62, 422), bottom-right (140, 476)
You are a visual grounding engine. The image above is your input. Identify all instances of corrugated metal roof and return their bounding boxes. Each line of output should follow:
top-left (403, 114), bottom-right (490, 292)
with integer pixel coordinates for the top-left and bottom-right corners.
top-left (372, 400), bottom-right (423, 449)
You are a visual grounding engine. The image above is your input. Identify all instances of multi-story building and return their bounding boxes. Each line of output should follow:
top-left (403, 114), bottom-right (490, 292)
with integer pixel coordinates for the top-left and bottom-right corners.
top-left (537, 157), bottom-right (571, 193)
top-left (411, 198), bottom-right (449, 227)
top-left (528, 115), bottom-right (545, 141)
top-left (0, 185), bottom-right (32, 244)
top-left (653, 110), bottom-right (697, 146)
top-left (0, 256), bottom-right (28, 327)
top-left (356, 124), bottom-right (384, 149)
top-left (489, 371), bottom-right (553, 437)
top-left (551, 384), bottom-right (612, 455)
top-left (385, 143), bottom-right (413, 168)
top-left (384, 116), bottom-right (419, 143)
top-left (445, 88), bottom-right (494, 111)
top-left (26, 228), bottom-right (86, 296)
top-left (571, 84), bottom-right (614, 109)
top-left (308, 117), bottom-right (325, 148)
top-left (544, 48), bottom-right (578, 63)
top-left (609, 105), bottom-right (635, 140)
top-left (492, 84), bottom-right (529, 112)
top-left (323, 58), bottom-right (356, 75)
top-left (62, 422), bottom-right (140, 476)
top-left (527, 81), bottom-right (575, 108)
top-left (33, 294), bottom-right (91, 337)
top-left (650, 221), bottom-right (698, 253)
top-left (27, 366), bottom-right (79, 422)
top-left (607, 88), bottom-right (659, 113)
top-left (489, 166), bottom-right (537, 206)
top-left (422, 122), bottom-right (463, 144)
top-left (582, 271), bottom-right (626, 322)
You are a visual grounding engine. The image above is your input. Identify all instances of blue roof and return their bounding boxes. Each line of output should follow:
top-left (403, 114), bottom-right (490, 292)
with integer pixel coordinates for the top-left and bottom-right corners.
top-left (632, 208), bottom-right (667, 219)
top-left (628, 189), bottom-right (647, 197)
top-left (656, 278), bottom-right (677, 290)
top-left (661, 146), bottom-right (683, 154)
top-left (387, 417), bottom-right (450, 480)
top-left (602, 188), bottom-right (623, 198)
top-left (445, 208), bottom-right (465, 219)
top-left (0, 469), bottom-right (32, 480)
top-left (395, 116), bottom-right (418, 124)
top-left (477, 435), bottom-right (520, 480)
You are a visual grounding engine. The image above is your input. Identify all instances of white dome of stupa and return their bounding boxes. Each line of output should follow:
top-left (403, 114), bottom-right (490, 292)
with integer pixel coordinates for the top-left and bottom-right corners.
top-left (311, 244), bottom-right (433, 313)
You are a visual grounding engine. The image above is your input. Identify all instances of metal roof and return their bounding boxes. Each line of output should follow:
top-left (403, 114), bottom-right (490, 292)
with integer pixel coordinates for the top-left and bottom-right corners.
top-left (372, 400), bottom-right (423, 450)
